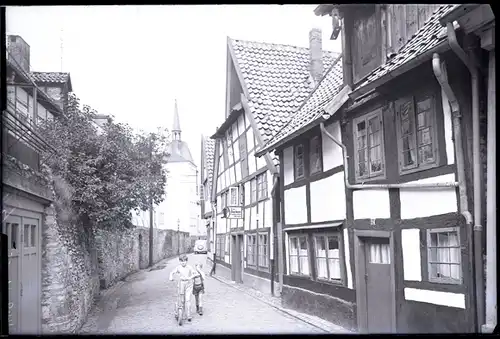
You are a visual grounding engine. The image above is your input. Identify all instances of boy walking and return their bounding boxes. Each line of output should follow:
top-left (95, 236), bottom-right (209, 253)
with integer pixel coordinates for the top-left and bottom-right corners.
top-left (192, 263), bottom-right (206, 315)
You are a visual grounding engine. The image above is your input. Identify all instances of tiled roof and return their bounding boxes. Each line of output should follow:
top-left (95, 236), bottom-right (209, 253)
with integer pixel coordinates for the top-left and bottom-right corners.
top-left (203, 136), bottom-right (216, 193)
top-left (259, 54), bottom-right (344, 153)
top-left (30, 72), bottom-right (70, 84)
top-left (356, 4), bottom-right (459, 91)
top-left (230, 38), bottom-right (339, 144)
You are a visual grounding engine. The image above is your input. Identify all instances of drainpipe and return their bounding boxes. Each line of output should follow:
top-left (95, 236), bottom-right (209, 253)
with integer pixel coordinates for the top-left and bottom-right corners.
top-left (446, 21), bottom-right (485, 330)
top-left (270, 173), bottom-right (281, 296)
top-left (483, 50), bottom-right (496, 333)
top-left (319, 123), bottom-right (459, 189)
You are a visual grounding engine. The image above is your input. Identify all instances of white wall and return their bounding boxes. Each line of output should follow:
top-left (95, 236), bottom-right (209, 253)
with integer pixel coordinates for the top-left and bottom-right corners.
top-left (401, 228), bottom-right (422, 281)
top-left (399, 174), bottom-right (458, 219)
top-left (284, 186), bottom-right (307, 224)
top-left (283, 146), bottom-right (294, 186)
top-left (353, 189), bottom-right (391, 219)
top-left (156, 161), bottom-right (200, 234)
top-left (310, 172), bottom-right (346, 222)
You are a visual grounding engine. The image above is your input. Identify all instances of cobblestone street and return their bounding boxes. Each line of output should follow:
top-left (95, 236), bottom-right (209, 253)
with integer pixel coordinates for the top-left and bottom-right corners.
top-left (79, 254), bottom-right (324, 334)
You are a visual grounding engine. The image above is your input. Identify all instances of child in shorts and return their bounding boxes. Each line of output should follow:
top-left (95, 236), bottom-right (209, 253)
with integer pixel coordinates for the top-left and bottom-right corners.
top-left (169, 254), bottom-right (197, 321)
top-left (192, 263), bottom-right (206, 315)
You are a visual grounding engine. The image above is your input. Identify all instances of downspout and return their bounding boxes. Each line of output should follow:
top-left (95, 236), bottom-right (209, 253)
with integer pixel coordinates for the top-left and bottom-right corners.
top-left (270, 173), bottom-right (283, 296)
top-left (319, 123), bottom-right (459, 189)
top-left (446, 21), bottom-right (485, 330)
top-left (270, 174), bottom-right (279, 296)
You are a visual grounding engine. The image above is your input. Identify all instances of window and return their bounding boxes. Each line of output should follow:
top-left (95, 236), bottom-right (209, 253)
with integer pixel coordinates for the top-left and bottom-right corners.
top-left (216, 235), bottom-right (225, 260)
top-left (250, 178), bottom-right (257, 203)
top-left (353, 109), bottom-right (385, 180)
top-left (258, 233), bottom-right (269, 268)
top-left (309, 136), bottom-right (322, 175)
top-left (314, 235), bottom-right (341, 282)
top-left (396, 95), bottom-right (438, 173)
top-left (239, 185), bottom-right (245, 206)
top-left (294, 144), bottom-right (305, 180)
top-left (229, 187), bottom-right (239, 206)
top-left (247, 234), bottom-right (257, 266)
top-left (289, 235), bottom-right (310, 276)
top-left (256, 172), bottom-right (268, 200)
top-left (427, 227), bottom-right (462, 284)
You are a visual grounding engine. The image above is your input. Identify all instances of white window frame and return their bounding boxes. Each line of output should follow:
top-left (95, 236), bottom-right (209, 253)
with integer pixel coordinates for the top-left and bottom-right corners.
top-left (426, 227), bottom-right (462, 285)
top-left (288, 235), bottom-right (310, 277)
top-left (313, 233), bottom-right (343, 283)
top-left (258, 233), bottom-right (269, 269)
top-left (229, 186), bottom-right (239, 206)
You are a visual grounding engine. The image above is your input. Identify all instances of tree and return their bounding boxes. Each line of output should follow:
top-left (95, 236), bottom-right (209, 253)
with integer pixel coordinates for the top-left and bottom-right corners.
top-left (40, 93), bottom-right (170, 230)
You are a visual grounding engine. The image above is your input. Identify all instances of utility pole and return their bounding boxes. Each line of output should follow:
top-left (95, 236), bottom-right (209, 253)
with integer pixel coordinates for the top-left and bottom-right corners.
top-left (177, 218), bottom-right (180, 256)
top-left (149, 137), bottom-right (154, 268)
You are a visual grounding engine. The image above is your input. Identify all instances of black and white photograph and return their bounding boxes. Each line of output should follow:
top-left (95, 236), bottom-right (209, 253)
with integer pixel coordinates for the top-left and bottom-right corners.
top-left (1, 4), bottom-right (496, 335)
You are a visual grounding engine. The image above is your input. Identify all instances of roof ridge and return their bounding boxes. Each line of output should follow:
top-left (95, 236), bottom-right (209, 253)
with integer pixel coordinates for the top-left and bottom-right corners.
top-left (229, 36), bottom-right (340, 55)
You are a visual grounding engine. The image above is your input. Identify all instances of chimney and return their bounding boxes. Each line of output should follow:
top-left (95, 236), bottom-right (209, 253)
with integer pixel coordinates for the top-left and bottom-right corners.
top-left (7, 35), bottom-right (30, 73)
top-left (309, 28), bottom-right (323, 87)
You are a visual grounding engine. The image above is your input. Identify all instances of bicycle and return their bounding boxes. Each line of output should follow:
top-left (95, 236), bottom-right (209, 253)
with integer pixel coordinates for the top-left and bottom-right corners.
top-left (174, 277), bottom-right (190, 326)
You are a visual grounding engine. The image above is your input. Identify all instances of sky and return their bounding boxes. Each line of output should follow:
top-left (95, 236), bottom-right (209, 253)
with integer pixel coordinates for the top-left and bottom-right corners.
top-left (6, 5), bottom-right (341, 169)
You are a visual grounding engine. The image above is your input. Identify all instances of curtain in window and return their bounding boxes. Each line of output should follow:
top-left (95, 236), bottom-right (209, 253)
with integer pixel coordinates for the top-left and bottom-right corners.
top-left (299, 237), bottom-right (309, 275)
top-left (290, 238), bottom-right (299, 273)
top-left (435, 232), bottom-right (460, 280)
top-left (315, 237), bottom-right (328, 279)
top-left (328, 242), bottom-right (341, 279)
top-left (369, 243), bottom-right (390, 264)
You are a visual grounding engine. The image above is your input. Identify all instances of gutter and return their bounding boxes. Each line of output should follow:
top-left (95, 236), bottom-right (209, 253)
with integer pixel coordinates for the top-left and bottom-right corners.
top-left (319, 122), bottom-right (459, 190)
top-left (445, 21), bottom-right (485, 331)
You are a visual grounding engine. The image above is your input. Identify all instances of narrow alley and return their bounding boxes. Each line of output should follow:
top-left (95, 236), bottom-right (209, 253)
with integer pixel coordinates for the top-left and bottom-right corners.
top-left (79, 254), bottom-right (324, 334)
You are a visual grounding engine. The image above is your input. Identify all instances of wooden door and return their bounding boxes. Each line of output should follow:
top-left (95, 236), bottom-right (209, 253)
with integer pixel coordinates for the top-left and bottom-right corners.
top-left (2, 212), bottom-right (41, 334)
top-left (363, 237), bottom-right (394, 333)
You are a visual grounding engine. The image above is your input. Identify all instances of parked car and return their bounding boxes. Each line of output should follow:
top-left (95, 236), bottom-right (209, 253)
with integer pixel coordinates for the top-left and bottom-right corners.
top-left (194, 239), bottom-right (207, 254)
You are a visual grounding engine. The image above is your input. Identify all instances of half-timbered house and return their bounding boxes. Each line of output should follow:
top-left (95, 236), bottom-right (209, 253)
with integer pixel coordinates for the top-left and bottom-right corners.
top-left (210, 31), bottom-right (338, 294)
top-left (257, 4), bottom-right (496, 334)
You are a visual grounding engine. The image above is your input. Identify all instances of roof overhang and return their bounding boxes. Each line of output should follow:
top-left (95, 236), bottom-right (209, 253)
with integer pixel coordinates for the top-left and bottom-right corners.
top-left (439, 4), bottom-right (494, 34)
top-left (255, 84), bottom-right (351, 157)
top-left (349, 40), bottom-right (451, 100)
top-left (210, 103), bottom-right (243, 139)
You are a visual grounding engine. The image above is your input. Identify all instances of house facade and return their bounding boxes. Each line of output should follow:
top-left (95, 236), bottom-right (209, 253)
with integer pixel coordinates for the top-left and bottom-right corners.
top-left (3, 35), bottom-right (67, 334)
top-left (209, 33), bottom-right (339, 294)
top-left (200, 136), bottom-right (216, 254)
top-left (257, 4), bottom-right (495, 334)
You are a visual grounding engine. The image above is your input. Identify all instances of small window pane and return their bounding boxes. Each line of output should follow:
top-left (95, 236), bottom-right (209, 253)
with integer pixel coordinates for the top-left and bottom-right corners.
top-left (24, 224), bottom-right (30, 247)
top-left (299, 237), bottom-right (308, 251)
top-left (10, 223), bottom-right (19, 249)
top-left (368, 243), bottom-right (390, 264)
top-left (31, 225), bottom-right (36, 247)
top-left (328, 258), bottom-right (341, 280)
top-left (317, 257), bottom-right (328, 278)
top-left (290, 238), bottom-right (298, 255)
top-left (310, 136), bottom-right (322, 174)
top-left (315, 237), bottom-right (327, 258)
top-left (290, 256), bottom-right (299, 273)
top-left (300, 256), bottom-right (310, 275)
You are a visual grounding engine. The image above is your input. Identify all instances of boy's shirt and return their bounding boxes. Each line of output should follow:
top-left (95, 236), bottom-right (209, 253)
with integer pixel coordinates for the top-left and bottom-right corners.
top-left (172, 264), bottom-right (195, 281)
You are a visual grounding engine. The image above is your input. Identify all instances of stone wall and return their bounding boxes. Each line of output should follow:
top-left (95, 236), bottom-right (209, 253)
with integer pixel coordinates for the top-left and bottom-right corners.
top-left (41, 176), bottom-right (100, 334)
top-left (96, 227), bottom-right (192, 289)
top-left (41, 173), bottom-right (193, 333)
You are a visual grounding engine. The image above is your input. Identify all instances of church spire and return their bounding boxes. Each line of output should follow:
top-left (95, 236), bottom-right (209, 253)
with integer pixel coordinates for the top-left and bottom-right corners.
top-left (172, 99), bottom-right (181, 141)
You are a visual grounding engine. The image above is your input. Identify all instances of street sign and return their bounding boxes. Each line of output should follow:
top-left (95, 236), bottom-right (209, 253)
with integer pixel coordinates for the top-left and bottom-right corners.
top-left (222, 206), bottom-right (243, 219)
